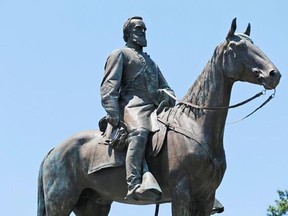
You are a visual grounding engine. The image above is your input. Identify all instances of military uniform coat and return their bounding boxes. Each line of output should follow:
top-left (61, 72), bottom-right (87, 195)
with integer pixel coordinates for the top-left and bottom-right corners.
top-left (100, 47), bottom-right (175, 132)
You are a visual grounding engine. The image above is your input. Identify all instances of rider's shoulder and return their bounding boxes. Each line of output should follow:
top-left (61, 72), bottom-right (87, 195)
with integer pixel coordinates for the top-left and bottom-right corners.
top-left (109, 48), bottom-right (132, 57)
top-left (109, 48), bottom-right (124, 56)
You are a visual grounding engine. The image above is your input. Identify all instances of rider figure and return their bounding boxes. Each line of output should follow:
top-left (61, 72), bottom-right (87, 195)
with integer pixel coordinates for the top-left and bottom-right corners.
top-left (100, 16), bottom-right (175, 200)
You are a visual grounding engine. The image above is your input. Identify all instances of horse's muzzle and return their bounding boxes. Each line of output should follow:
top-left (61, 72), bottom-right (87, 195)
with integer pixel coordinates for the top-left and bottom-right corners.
top-left (258, 69), bottom-right (281, 90)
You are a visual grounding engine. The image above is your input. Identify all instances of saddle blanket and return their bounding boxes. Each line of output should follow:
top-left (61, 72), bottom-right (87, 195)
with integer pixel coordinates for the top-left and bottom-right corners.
top-left (88, 143), bottom-right (126, 174)
top-left (88, 119), bottom-right (167, 174)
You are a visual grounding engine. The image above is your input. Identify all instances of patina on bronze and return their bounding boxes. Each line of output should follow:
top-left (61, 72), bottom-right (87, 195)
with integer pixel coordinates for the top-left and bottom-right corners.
top-left (37, 18), bottom-right (281, 216)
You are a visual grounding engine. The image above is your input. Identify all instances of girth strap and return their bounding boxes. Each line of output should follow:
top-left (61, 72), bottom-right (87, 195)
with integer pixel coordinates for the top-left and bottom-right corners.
top-left (157, 118), bottom-right (223, 169)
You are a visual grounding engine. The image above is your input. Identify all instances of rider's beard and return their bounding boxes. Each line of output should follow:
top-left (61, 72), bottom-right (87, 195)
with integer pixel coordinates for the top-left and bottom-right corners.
top-left (131, 34), bottom-right (147, 47)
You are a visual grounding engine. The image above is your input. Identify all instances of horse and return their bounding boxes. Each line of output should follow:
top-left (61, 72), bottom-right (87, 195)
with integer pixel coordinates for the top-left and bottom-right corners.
top-left (37, 18), bottom-right (281, 216)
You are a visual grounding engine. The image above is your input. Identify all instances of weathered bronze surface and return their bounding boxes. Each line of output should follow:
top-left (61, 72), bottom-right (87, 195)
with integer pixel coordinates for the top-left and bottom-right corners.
top-left (37, 18), bottom-right (281, 216)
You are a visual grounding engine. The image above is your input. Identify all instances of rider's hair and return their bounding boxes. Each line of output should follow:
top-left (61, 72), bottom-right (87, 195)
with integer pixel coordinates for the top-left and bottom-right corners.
top-left (123, 16), bottom-right (143, 42)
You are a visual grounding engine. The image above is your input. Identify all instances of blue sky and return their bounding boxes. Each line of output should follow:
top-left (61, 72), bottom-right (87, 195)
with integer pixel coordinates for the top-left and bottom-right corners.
top-left (1, 1), bottom-right (287, 215)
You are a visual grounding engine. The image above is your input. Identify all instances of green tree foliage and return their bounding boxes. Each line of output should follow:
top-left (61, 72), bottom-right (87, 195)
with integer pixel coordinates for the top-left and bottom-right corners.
top-left (267, 190), bottom-right (288, 216)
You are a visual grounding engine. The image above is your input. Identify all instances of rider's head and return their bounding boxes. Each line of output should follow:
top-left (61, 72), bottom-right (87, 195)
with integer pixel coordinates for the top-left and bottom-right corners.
top-left (123, 16), bottom-right (147, 48)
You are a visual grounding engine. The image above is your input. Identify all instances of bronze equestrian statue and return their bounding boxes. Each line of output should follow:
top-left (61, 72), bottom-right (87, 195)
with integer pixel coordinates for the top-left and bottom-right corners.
top-left (37, 18), bottom-right (281, 216)
top-left (100, 16), bottom-right (175, 201)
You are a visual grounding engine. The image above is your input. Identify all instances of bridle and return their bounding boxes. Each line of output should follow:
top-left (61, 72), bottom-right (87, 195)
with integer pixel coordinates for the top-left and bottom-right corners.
top-left (161, 88), bottom-right (276, 123)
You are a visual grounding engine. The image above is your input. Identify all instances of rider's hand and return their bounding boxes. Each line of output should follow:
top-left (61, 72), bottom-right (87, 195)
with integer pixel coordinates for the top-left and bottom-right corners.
top-left (107, 114), bottom-right (119, 127)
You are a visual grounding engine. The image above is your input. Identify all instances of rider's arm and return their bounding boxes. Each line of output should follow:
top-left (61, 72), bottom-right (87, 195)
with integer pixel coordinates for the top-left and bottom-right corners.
top-left (100, 49), bottom-right (124, 125)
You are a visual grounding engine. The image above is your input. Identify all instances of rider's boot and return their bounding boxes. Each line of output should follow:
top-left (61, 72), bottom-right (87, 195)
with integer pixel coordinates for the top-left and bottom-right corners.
top-left (124, 128), bottom-right (162, 201)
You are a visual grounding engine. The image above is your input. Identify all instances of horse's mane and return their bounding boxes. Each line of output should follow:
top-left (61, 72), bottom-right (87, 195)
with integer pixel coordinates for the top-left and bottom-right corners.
top-left (176, 42), bottom-right (226, 119)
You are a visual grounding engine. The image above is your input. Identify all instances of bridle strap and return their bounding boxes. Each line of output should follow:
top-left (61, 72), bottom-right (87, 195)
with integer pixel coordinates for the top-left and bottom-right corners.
top-left (160, 88), bottom-right (266, 110)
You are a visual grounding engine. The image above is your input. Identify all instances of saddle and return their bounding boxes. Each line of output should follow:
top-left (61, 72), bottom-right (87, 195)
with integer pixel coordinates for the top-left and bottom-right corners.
top-left (98, 115), bottom-right (168, 157)
top-left (98, 100), bottom-right (170, 155)
top-left (88, 106), bottom-right (170, 174)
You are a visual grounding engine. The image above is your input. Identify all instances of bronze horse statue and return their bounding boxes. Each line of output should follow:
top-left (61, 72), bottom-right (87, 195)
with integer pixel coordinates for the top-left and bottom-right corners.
top-left (37, 18), bottom-right (281, 216)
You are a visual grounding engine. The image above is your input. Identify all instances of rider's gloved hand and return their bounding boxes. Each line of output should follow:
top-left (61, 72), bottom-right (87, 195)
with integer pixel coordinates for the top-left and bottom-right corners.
top-left (107, 114), bottom-right (119, 127)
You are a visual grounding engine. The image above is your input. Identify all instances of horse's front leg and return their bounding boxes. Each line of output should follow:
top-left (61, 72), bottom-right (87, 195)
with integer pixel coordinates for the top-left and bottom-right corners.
top-left (170, 176), bottom-right (214, 216)
top-left (171, 195), bottom-right (214, 216)
top-left (170, 174), bottom-right (193, 216)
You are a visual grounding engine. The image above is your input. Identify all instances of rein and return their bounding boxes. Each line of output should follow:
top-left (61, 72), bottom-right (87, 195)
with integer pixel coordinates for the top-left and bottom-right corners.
top-left (161, 88), bottom-right (276, 122)
top-left (228, 89), bottom-right (276, 124)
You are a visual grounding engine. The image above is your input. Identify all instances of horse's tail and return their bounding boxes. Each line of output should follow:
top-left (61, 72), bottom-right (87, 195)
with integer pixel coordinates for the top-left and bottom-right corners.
top-left (37, 156), bottom-right (46, 216)
top-left (37, 149), bottom-right (53, 216)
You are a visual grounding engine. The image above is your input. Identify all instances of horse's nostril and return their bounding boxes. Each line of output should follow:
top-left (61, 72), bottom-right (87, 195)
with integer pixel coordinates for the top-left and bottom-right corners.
top-left (253, 68), bottom-right (261, 76)
top-left (269, 70), bottom-right (276, 77)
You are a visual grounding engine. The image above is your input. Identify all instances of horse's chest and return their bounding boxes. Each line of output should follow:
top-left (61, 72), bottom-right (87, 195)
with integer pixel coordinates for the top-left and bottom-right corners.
top-left (167, 137), bottom-right (209, 170)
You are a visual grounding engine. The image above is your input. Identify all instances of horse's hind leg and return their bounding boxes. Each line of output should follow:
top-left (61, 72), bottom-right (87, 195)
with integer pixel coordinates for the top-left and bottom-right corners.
top-left (43, 166), bottom-right (82, 216)
top-left (45, 197), bottom-right (76, 216)
top-left (44, 185), bottom-right (81, 216)
top-left (73, 198), bottom-right (111, 216)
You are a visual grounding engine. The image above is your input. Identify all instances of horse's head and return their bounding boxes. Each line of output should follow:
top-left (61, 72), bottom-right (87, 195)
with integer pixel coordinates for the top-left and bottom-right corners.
top-left (222, 18), bottom-right (281, 89)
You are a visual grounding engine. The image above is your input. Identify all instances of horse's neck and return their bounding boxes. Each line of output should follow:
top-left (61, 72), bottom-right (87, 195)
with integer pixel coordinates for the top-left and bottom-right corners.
top-left (182, 46), bottom-right (233, 146)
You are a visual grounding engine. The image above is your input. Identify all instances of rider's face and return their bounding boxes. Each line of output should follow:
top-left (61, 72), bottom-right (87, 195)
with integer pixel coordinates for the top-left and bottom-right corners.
top-left (129, 20), bottom-right (147, 47)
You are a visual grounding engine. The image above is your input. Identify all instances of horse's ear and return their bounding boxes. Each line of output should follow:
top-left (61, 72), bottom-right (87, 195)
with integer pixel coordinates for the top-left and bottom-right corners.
top-left (226, 18), bottom-right (237, 40)
top-left (244, 23), bottom-right (251, 36)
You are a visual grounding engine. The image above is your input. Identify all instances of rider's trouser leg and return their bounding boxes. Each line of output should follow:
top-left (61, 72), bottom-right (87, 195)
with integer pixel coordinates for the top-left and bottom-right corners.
top-left (125, 128), bottom-right (149, 196)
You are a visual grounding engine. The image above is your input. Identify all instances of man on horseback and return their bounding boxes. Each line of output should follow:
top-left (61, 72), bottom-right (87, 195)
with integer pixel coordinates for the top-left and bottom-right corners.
top-left (100, 16), bottom-right (175, 201)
